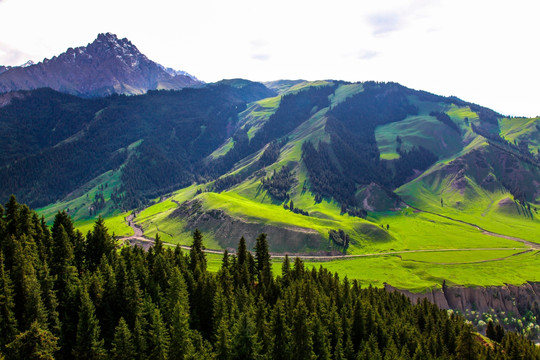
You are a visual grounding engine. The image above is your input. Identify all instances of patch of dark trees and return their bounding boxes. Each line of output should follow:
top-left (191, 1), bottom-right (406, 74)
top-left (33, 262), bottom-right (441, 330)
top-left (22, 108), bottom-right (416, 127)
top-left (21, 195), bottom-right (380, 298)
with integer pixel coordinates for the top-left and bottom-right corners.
top-left (211, 173), bottom-right (244, 193)
top-left (329, 229), bottom-right (350, 251)
top-left (301, 82), bottom-right (438, 210)
top-left (248, 84), bottom-right (337, 151)
top-left (473, 123), bottom-right (540, 169)
top-left (109, 186), bottom-right (124, 208)
top-left (393, 146), bottom-right (438, 186)
top-left (257, 141), bottom-right (280, 167)
top-left (261, 166), bottom-right (297, 201)
top-left (283, 199), bottom-right (309, 216)
top-left (204, 84), bottom-right (336, 180)
top-left (341, 204), bottom-right (368, 218)
top-left (414, 90), bottom-right (501, 125)
top-left (89, 192), bottom-right (106, 215)
top-left (430, 111), bottom-right (460, 133)
top-left (0, 82), bottom-right (274, 208)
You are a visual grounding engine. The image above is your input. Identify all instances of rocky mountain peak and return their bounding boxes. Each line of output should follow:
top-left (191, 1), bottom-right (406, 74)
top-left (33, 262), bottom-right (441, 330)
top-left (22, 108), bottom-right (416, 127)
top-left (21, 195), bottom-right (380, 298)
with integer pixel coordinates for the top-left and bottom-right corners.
top-left (0, 33), bottom-right (202, 97)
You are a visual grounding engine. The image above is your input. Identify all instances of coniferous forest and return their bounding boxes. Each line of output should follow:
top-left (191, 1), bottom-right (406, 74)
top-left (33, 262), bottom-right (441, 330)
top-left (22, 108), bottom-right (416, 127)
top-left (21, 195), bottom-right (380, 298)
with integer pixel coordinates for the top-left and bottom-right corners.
top-left (1, 196), bottom-right (539, 359)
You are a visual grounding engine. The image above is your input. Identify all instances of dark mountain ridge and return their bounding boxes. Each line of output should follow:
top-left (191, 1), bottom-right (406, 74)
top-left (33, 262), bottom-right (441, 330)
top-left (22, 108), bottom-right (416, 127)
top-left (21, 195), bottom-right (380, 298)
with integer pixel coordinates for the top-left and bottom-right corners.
top-left (0, 82), bottom-right (275, 207)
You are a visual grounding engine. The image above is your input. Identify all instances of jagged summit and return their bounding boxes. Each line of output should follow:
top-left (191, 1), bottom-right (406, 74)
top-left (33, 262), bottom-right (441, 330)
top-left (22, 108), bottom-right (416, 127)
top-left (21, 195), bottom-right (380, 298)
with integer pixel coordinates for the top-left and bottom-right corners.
top-left (0, 33), bottom-right (202, 97)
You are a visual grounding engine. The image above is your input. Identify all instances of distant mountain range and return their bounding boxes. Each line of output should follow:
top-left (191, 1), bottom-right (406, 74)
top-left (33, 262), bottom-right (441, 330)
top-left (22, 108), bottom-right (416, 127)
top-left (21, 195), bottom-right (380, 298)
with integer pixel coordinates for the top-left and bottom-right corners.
top-left (0, 33), bottom-right (203, 97)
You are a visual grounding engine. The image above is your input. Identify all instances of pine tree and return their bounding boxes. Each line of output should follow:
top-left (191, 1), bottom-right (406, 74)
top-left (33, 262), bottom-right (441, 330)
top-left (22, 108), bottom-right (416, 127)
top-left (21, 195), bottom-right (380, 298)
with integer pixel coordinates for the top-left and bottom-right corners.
top-left (166, 268), bottom-right (189, 314)
top-left (351, 299), bottom-right (365, 351)
top-left (132, 316), bottom-right (148, 360)
top-left (5, 321), bottom-right (58, 360)
top-left (110, 318), bottom-right (135, 360)
top-left (148, 308), bottom-right (170, 360)
top-left (51, 211), bottom-right (75, 247)
top-left (232, 312), bottom-right (260, 360)
top-left (281, 254), bottom-right (291, 287)
top-left (291, 299), bottom-right (315, 360)
top-left (5, 195), bottom-right (20, 242)
top-left (0, 252), bottom-right (17, 349)
top-left (237, 237), bottom-right (247, 267)
top-left (292, 257), bottom-right (304, 281)
top-left (214, 318), bottom-right (231, 360)
top-left (236, 237), bottom-right (250, 288)
top-left (73, 288), bottom-right (106, 360)
top-left (85, 217), bottom-right (115, 271)
top-left (455, 325), bottom-right (479, 360)
top-left (51, 224), bottom-right (78, 308)
top-left (311, 316), bottom-right (330, 360)
top-left (11, 239), bottom-right (47, 331)
top-left (39, 262), bottom-right (61, 337)
top-left (255, 299), bottom-right (270, 356)
top-left (72, 230), bottom-right (86, 273)
top-left (189, 229), bottom-right (206, 273)
top-left (495, 323), bottom-right (505, 343)
top-left (254, 233), bottom-right (271, 286)
top-left (169, 301), bottom-right (193, 360)
top-left (486, 320), bottom-right (496, 342)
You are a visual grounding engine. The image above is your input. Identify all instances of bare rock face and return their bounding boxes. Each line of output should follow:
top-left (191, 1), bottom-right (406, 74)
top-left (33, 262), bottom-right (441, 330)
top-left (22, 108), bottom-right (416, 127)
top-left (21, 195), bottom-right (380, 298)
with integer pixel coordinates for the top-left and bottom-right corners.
top-left (385, 282), bottom-right (540, 317)
top-left (0, 33), bottom-right (203, 97)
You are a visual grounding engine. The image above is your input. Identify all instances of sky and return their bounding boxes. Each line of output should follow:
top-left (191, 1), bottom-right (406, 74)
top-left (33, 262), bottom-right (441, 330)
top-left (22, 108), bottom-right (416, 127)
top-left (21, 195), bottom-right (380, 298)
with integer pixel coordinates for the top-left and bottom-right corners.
top-left (0, 0), bottom-right (538, 117)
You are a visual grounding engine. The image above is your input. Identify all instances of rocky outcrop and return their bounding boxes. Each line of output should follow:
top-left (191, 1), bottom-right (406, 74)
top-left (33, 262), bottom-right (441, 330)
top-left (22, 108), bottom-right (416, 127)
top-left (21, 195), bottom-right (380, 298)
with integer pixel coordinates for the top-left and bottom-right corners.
top-left (385, 282), bottom-right (540, 317)
top-left (0, 33), bottom-right (203, 97)
top-left (169, 199), bottom-right (336, 254)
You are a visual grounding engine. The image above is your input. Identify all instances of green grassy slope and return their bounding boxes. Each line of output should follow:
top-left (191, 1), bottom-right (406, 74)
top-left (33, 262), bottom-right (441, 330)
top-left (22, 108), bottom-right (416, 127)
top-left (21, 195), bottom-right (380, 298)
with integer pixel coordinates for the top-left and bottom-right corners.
top-left (499, 116), bottom-right (540, 154)
top-left (34, 83), bottom-right (540, 292)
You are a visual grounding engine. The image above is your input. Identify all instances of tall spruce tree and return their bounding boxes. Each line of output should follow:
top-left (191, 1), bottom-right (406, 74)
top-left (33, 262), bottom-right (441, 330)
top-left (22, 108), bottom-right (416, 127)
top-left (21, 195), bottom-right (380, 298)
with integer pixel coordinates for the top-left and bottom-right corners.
top-left (232, 312), bottom-right (261, 360)
top-left (73, 287), bottom-right (106, 360)
top-left (85, 217), bottom-right (115, 271)
top-left (254, 233), bottom-right (271, 286)
top-left (291, 299), bottom-right (315, 360)
top-left (110, 318), bottom-right (135, 360)
top-left (0, 252), bottom-right (17, 349)
top-left (169, 301), bottom-right (193, 360)
top-left (189, 229), bottom-right (206, 273)
top-left (5, 321), bottom-right (58, 360)
top-left (148, 307), bottom-right (170, 360)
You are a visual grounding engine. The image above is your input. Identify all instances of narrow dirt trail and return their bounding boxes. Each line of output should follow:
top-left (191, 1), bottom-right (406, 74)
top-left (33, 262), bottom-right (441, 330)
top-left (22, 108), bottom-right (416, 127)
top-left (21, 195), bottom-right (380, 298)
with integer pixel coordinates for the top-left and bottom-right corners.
top-left (126, 213), bottom-right (144, 237)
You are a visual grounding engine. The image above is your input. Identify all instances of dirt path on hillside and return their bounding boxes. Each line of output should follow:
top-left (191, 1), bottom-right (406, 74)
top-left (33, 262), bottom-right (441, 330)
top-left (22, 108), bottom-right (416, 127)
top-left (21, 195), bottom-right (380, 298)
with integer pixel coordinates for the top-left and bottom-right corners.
top-left (126, 213), bottom-right (144, 237)
top-left (118, 199), bottom-right (539, 263)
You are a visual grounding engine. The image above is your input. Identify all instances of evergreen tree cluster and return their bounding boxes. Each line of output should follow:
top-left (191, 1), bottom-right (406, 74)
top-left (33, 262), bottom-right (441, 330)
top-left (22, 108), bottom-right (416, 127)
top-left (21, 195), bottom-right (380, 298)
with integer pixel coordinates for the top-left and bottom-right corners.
top-left (248, 85), bottom-right (337, 151)
top-left (90, 192), bottom-right (106, 214)
top-left (258, 141), bottom-right (281, 167)
top-left (211, 174), bottom-right (244, 193)
top-left (429, 111), bottom-right (460, 133)
top-left (328, 229), bottom-right (350, 251)
top-left (1, 196), bottom-right (539, 359)
top-left (393, 146), bottom-right (438, 186)
top-left (300, 82), bottom-right (439, 208)
top-left (261, 166), bottom-right (297, 201)
top-left (0, 83), bottom-right (274, 208)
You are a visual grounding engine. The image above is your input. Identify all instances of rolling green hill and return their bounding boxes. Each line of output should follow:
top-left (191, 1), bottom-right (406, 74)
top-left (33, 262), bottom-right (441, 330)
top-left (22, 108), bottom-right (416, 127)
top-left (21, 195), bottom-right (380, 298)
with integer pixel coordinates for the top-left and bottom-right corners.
top-left (8, 79), bottom-right (536, 291)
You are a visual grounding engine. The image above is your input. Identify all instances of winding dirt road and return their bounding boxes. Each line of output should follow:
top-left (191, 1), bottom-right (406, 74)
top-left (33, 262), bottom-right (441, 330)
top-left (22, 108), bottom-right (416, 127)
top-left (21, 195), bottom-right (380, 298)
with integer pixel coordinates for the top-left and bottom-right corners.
top-left (118, 201), bottom-right (539, 263)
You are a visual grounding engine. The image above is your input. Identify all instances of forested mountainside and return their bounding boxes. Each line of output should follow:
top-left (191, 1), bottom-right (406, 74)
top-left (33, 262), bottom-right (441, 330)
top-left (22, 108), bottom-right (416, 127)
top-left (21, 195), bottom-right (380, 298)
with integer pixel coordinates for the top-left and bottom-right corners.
top-left (3, 79), bottom-right (540, 256)
top-left (1, 196), bottom-right (539, 359)
top-left (0, 81), bottom-right (274, 208)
